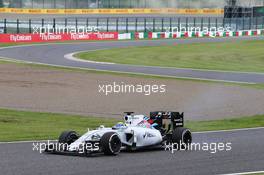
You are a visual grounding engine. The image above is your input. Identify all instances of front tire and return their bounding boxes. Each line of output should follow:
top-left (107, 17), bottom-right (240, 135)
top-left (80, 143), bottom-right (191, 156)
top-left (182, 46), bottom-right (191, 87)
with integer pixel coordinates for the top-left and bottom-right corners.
top-left (100, 132), bottom-right (121, 155)
top-left (58, 131), bottom-right (79, 145)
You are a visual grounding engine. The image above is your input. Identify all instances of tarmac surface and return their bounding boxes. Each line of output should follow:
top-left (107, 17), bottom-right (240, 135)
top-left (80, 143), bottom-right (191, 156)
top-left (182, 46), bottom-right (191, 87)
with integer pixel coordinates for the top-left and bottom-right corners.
top-left (0, 128), bottom-right (263, 175)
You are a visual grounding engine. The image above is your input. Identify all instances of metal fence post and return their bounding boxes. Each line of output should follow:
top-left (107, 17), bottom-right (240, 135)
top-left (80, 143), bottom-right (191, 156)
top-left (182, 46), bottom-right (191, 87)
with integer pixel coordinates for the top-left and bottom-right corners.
top-left (201, 17), bottom-right (203, 29)
top-left (153, 18), bottom-right (155, 32)
top-left (161, 18), bottom-right (164, 32)
top-left (216, 18), bottom-right (218, 29)
top-left (116, 18), bottom-right (119, 32)
top-left (29, 19), bottom-right (32, 33)
top-left (106, 18), bottom-right (109, 32)
top-left (126, 18), bottom-right (128, 33)
top-left (75, 18), bottom-right (78, 32)
top-left (53, 18), bottom-right (56, 32)
top-left (185, 17), bottom-right (189, 31)
top-left (17, 19), bottom-right (19, 34)
top-left (96, 18), bottom-right (99, 30)
top-left (229, 18), bottom-right (231, 29)
top-left (41, 18), bottom-right (44, 33)
top-left (65, 18), bottom-right (68, 28)
top-left (242, 17), bottom-right (245, 30)
top-left (169, 17), bottom-right (172, 32)
top-left (135, 18), bottom-right (138, 32)
top-left (65, 18), bottom-right (67, 33)
top-left (144, 18), bottom-right (147, 32)
top-left (4, 19), bottom-right (7, 34)
top-left (194, 17), bottom-right (196, 28)
top-left (86, 18), bottom-right (88, 28)
top-left (237, 18), bottom-right (239, 31)
top-left (208, 17), bottom-right (211, 29)
top-left (249, 17), bottom-right (252, 30)
top-left (178, 17), bottom-right (180, 31)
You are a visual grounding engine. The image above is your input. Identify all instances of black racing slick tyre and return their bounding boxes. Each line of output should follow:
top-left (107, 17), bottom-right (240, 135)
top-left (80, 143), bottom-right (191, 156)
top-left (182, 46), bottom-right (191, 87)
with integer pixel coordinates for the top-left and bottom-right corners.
top-left (100, 132), bottom-right (121, 156)
top-left (172, 127), bottom-right (192, 149)
top-left (58, 131), bottom-right (79, 145)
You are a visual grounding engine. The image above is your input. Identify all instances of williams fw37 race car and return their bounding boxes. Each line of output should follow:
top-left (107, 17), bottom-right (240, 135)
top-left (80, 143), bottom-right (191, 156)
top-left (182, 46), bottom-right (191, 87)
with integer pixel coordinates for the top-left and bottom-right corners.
top-left (45, 111), bottom-right (192, 156)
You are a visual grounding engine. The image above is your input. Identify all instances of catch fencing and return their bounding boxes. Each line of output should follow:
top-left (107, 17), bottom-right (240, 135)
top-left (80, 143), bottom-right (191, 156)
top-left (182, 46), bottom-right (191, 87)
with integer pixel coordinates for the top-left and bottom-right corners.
top-left (0, 16), bottom-right (264, 34)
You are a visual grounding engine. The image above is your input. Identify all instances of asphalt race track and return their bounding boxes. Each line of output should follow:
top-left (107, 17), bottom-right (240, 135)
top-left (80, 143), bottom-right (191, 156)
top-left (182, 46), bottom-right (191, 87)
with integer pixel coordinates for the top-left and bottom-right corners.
top-left (0, 128), bottom-right (263, 175)
top-left (1, 36), bottom-right (264, 84)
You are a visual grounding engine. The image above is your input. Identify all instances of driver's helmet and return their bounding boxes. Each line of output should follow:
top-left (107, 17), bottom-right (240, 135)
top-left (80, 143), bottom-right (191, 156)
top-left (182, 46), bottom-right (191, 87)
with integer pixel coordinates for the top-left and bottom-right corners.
top-left (113, 122), bottom-right (126, 129)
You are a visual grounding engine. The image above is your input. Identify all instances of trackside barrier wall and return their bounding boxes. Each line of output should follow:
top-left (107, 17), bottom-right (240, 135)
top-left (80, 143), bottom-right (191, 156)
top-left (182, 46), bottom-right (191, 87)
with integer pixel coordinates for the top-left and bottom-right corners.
top-left (0, 30), bottom-right (263, 43)
top-left (117, 30), bottom-right (264, 40)
top-left (0, 32), bottom-right (118, 43)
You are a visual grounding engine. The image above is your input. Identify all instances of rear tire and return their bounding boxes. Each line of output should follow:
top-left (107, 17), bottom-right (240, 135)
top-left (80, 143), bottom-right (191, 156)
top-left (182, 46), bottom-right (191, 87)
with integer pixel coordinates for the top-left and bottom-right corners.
top-left (172, 127), bottom-right (192, 150)
top-left (58, 131), bottom-right (79, 145)
top-left (100, 132), bottom-right (121, 155)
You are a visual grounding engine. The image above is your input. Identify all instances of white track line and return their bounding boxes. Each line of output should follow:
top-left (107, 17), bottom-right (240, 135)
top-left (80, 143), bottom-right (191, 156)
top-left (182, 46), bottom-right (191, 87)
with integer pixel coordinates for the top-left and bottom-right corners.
top-left (64, 51), bottom-right (116, 65)
top-left (0, 127), bottom-right (263, 144)
top-left (220, 170), bottom-right (264, 175)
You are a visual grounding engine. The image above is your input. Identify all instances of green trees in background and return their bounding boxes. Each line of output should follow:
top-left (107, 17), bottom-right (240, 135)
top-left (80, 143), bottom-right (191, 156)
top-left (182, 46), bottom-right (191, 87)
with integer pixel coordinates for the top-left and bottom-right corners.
top-left (7, 0), bottom-right (25, 8)
top-left (0, 0), bottom-right (4, 8)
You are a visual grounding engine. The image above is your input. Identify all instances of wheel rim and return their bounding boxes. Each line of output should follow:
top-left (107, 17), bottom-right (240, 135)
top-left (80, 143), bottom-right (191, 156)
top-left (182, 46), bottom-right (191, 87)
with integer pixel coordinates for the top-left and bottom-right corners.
top-left (109, 135), bottom-right (121, 153)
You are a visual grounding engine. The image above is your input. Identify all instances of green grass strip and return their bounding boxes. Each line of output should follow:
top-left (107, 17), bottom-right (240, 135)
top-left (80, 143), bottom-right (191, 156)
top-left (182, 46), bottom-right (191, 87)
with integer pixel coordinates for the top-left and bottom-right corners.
top-left (0, 108), bottom-right (263, 142)
top-left (76, 40), bottom-right (264, 73)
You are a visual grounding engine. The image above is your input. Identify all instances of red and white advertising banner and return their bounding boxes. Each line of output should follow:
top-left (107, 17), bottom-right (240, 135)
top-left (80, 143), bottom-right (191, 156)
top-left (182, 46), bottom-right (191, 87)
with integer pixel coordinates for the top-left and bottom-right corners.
top-left (0, 32), bottom-right (118, 43)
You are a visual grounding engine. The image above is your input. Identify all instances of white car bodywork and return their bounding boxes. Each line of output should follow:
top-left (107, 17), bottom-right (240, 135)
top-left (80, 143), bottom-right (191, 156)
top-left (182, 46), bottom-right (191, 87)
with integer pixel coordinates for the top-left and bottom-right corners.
top-left (68, 114), bottom-right (163, 151)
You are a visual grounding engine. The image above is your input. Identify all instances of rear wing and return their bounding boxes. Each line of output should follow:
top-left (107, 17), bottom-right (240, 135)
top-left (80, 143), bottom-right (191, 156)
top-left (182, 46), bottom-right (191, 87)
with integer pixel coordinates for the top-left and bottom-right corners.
top-left (149, 111), bottom-right (184, 130)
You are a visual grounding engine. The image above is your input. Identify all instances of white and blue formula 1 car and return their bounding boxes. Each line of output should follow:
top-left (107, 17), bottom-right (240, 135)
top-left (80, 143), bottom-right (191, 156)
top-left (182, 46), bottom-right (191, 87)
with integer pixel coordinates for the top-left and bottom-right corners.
top-left (45, 111), bottom-right (192, 156)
